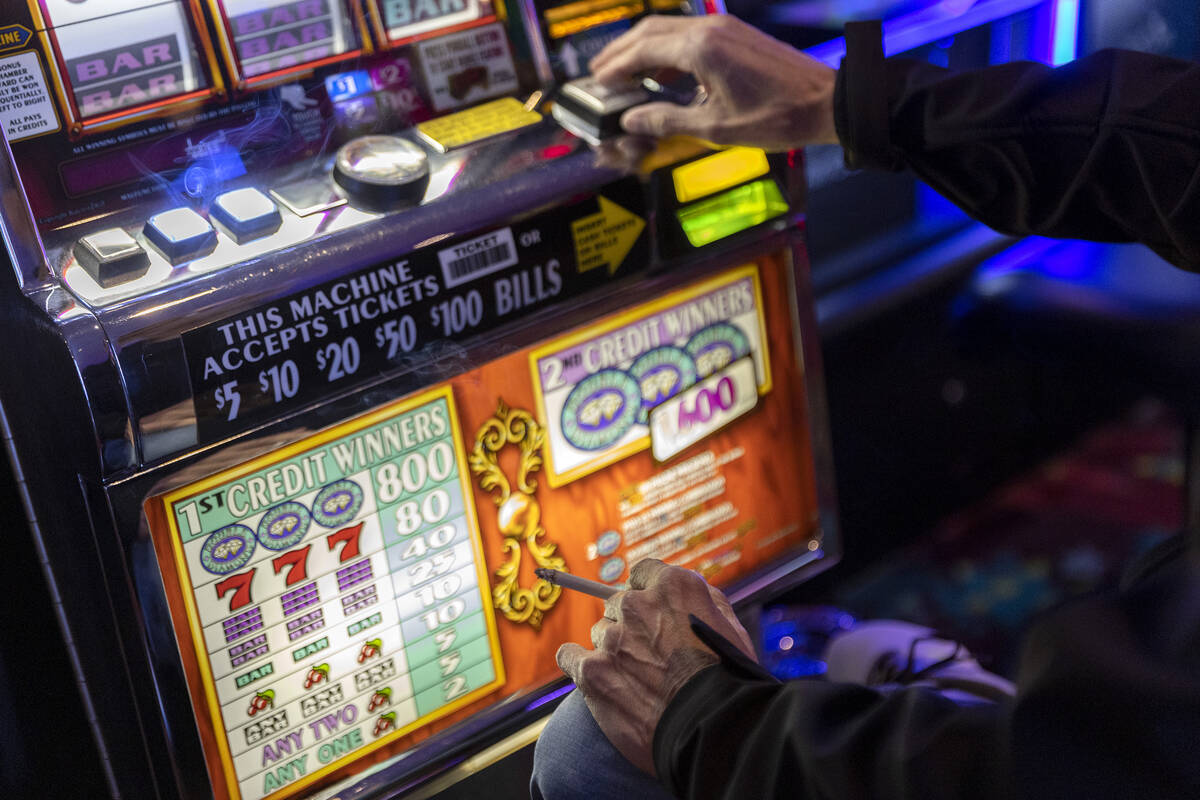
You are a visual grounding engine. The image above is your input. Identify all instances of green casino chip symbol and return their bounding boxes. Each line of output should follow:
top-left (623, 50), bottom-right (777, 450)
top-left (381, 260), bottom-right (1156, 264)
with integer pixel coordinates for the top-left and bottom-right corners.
top-left (686, 322), bottom-right (751, 378)
top-left (257, 502), bottom-right (312, 550)
top-left (629, 346), bottom-right (697, 424)
top-left (561, 369), bottom-right (641, 451)
top-left (312, 479), bottom-right (364, 528)
top-left (200, 525), bottom-right (256, 575)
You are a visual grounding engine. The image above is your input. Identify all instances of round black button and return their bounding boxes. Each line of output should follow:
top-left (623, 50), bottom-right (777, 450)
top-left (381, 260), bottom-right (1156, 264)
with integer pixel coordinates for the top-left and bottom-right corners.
top-left (332, 135), bottom-right (431, 211)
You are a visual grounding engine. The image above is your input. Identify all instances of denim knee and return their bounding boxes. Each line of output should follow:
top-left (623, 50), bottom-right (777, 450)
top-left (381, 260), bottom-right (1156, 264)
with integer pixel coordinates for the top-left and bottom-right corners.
top-left (529, 691), bottom-right (675, 800)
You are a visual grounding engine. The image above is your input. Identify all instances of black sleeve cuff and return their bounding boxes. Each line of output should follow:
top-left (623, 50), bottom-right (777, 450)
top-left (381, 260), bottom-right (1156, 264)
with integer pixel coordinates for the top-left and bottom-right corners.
top-left (835, 20), bottom-right (904, 170)
top-left (652, 623), bottom-right (779, 799)
top-left (652, 663), bottom-right (745, 796)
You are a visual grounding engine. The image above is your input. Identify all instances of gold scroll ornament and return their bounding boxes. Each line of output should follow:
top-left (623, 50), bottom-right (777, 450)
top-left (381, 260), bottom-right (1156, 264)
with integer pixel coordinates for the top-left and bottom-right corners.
top-left (469, 401), bottom-right (566, 629)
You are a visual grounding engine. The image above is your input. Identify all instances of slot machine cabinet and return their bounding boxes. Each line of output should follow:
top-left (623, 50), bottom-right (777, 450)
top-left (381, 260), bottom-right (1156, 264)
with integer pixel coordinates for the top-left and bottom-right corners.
top-left (0, 2), bottom-right (837, 799)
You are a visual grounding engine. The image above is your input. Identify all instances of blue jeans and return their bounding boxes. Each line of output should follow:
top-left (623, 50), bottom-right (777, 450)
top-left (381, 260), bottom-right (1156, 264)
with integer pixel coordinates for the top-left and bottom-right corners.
top-left (530, 690), bottom-right (678, 800)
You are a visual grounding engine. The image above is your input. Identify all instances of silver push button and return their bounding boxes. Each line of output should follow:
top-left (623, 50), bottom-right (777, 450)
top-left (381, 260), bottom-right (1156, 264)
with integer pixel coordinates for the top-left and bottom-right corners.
top-left (143, 207), bottom-right (217, 263)
top-left (211, 188), bottom-right (282, 243)
top-left (332, 135), bottom-right (430, 211)
top-left (270, 177), bottom-right (348, 217)
top-left (73, 228), bottom-right (150, 287)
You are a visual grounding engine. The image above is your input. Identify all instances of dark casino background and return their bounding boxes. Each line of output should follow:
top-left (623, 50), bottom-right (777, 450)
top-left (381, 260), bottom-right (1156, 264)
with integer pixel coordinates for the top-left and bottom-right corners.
top-left (0, 1), bottom-right (1196, 798)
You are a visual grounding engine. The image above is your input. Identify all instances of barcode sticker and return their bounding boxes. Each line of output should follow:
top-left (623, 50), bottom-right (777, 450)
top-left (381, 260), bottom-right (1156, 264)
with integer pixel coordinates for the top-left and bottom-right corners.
top-left (438, 228), bottom-right (519, 288)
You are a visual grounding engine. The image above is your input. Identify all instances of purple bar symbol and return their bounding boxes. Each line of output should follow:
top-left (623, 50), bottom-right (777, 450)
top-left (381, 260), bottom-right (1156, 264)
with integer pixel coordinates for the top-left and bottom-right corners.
top-left (282, 582), bottom-right (320, 617)
top-left (229, 633), bottom-right (268, 659)
top-left (223, 607), bottom-right (264, 644)
top-left (230, 641), bottom-right (270, 668)
top-left (337, 558), bottom-right (373, 593)
top-left (342, 584), bottom-right (378, 615)
top-left (286, 609), bottom-right (326, 641)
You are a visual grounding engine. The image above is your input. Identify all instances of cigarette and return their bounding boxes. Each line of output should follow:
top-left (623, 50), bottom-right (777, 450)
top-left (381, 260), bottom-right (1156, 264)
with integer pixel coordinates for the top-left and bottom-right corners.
top-left (535, 568), bottom-right (619, 599)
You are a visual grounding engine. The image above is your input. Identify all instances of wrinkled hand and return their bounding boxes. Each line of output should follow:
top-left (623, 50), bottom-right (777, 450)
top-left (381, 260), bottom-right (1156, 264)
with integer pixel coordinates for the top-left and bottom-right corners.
top-left (556, 559), bottom-right (757, 775)
top-left (589, 15), bottom-right (838, 152)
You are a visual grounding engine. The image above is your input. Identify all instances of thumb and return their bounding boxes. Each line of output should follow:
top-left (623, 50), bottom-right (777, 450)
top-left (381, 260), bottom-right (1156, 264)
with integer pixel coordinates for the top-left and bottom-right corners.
top-left (555, 642), bottom-right (588, 683)
top-left (620, 102), bottom-right (706, 140)
top-left (706, 585), bottom-right (757, 660)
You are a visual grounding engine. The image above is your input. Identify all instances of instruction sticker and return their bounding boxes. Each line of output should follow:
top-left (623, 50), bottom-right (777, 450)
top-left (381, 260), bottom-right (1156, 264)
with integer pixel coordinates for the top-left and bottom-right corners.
top-left (0, 51), bottom-right (59, 141)
top-left (570, 196), bottom-right (645, 277)
top-left (417, 23), bottom-right (517, 111)
top-left (416, 96), bottom-right (539, 151)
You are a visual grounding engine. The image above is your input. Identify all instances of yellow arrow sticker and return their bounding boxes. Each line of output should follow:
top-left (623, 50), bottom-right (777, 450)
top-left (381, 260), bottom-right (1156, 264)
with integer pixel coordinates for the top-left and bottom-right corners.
top-left (571, 195), bottom-right (645, 276)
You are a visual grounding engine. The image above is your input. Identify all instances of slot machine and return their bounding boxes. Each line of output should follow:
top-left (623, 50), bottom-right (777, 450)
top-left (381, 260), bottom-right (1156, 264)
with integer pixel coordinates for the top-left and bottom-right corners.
top-left (0, 1), bottom-right (837, 798)
top-left (530, 0), bottom-right (697, 82)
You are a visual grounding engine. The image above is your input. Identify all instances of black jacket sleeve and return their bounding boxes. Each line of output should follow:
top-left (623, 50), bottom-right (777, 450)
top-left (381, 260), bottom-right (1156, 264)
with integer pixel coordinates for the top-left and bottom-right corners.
top-left (833, 21), bottom-right (1200, 270)
top-left (654, 539), bottom-right (1200, 800)
top-left (653, 664), bottom-right (1012, 800)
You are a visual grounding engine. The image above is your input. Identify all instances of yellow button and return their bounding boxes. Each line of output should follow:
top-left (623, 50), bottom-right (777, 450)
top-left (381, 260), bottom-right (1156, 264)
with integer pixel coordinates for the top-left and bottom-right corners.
top-left (417, 98), bottom-right (542, 152)
top-left (672, 147), bottom-right (770, 204)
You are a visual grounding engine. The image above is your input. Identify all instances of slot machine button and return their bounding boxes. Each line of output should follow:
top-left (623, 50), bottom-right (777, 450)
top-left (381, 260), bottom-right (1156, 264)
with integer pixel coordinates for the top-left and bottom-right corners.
top-left (211, 188), bottom-right (283, 244)
top-left (551, 76), bottom-right (650, 146)
top-left (270, 177), bottom-right (348, 217)
top-left (332, 135), bottom-right (430, 211)
top-left (144, 208), bottom-right (218, 264)
top-left (73, 228), bottom-right (150, 288)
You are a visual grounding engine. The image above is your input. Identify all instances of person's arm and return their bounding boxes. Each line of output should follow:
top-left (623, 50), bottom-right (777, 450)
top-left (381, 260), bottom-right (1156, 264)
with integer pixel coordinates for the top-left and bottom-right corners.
top-left (588, 14), bottom-right (840, 151)
top-left (555, 560), bottom-right (1013, 800)
top-left (838, 22), bottom-right (1200, 269)
top-left (592, 16), bottom-right (1200, 270)
top-left (655, 663), bottom-right (1011, 800)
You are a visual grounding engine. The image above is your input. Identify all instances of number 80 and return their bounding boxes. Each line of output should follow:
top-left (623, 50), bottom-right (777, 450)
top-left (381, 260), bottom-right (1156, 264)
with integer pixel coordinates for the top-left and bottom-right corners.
top-left (395, 488), bottom-right (451, 536)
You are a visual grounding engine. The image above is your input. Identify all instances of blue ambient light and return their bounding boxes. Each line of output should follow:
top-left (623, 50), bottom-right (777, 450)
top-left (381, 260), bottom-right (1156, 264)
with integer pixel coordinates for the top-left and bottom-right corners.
top-left (1050, 0), bottom-right (1079, 66)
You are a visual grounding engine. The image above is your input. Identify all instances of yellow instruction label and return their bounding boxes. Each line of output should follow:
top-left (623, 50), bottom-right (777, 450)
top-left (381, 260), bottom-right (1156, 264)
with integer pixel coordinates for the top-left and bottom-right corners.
top-left (417, 97), bottom-right (541, 152)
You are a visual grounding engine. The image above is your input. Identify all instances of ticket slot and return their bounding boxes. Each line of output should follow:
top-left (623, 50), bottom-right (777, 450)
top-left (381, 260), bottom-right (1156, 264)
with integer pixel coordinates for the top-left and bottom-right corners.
top-left (33, 0), bottom-right (225, 135)
top-left (206, 0), bottom-right (370, 91)
top-left (364, 0), bottom-right (496, 48)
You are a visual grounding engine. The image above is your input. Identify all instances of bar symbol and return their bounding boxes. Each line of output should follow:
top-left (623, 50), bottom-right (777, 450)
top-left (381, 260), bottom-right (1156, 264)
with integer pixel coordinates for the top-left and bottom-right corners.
top-left (342, 584), bottom-right (378, 615)
top-left (223, 607), bottom-right (264, 644)
top-left (286, 609), bottom-right (326, 641)
top-left (336, 558), bottom-right (373, 592)
top-left (281, 582), bottom-right (320, 616)
top-left (229, 634), bottom-right (270, 668)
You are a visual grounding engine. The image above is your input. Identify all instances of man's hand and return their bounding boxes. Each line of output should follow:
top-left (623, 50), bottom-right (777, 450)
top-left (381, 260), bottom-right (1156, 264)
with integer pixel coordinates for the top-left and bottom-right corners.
top-left (556, 559), bottom-right (757, 775)
top-left (589, 15), bottom-right (839, 152)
